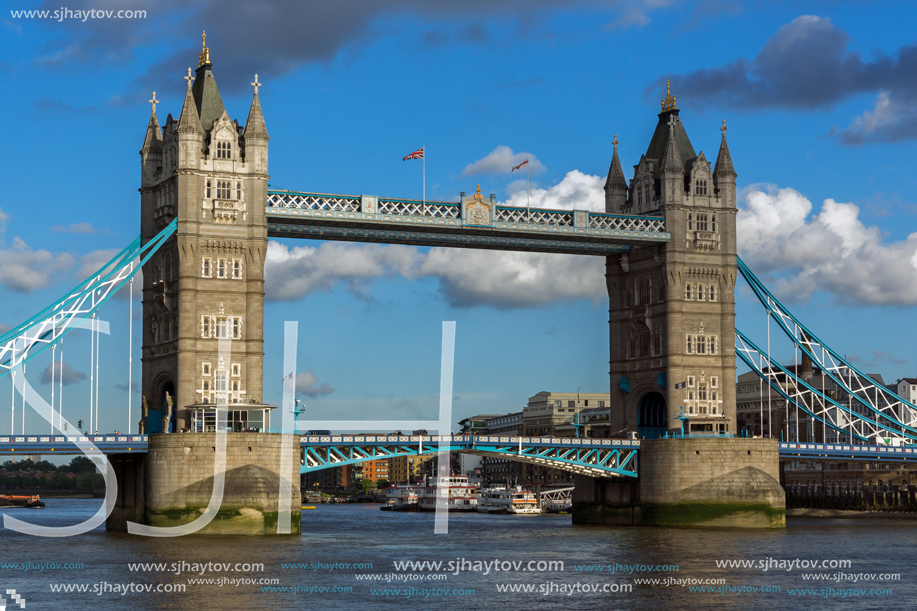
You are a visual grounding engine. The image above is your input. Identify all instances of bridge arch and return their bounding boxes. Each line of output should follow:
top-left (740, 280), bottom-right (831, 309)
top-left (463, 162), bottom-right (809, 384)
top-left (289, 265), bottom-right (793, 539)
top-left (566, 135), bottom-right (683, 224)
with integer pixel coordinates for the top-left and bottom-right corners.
top-left (637, 391), bottom-right (666, 439)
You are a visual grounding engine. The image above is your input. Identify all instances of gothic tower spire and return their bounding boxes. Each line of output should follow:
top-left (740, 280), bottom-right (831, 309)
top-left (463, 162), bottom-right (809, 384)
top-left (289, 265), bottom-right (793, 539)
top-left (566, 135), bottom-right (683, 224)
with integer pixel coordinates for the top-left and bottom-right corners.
top-left (604, 134), bottom-right (627, 212)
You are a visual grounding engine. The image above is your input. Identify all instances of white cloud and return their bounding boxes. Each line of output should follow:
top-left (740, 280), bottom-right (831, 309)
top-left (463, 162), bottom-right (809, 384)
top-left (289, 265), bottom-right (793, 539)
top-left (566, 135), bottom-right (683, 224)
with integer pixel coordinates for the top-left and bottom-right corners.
top-left (460, 145), bottom-right (545, 178)
top-left (264, 170), bottom-right (610, 308)
top-left (737, 184), bottom-right (917, 305)
top-left (265, 241), bottom-right (422, 301)
top-left (0, 238), bottom-right (74, 293)
top-left (419, 249), bottom-right (606, 308)
top-left (502, 170), bottom-right (605, 212)
top-left (296, 370), bottom-right (335, 398)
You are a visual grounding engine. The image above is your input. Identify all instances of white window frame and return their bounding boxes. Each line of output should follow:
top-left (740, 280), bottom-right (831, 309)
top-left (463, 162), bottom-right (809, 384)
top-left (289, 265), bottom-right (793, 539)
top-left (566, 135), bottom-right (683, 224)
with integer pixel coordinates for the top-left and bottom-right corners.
top-left (709, 284), bottom-right (717, 301)
top-left (686, 335), bottom-right (694, 354)
top-left (232, 258), bottom-right (243, 280)
top-left (232, 316), bottom-right (242, 339)
top-left (202, 256), bottom-right (212, 278)
top-left (231, 363), bottom-right (241, 377)
top-left (202, 362), bottom-right (211, 376)
top-left (687, 376), bottom-right (695, 387)
top-left (201, 315), bottom-right (213, 338)
top-left (217, 258), bottom-right (227, 279)
top-left (685, 282), bottom-right (693, 300)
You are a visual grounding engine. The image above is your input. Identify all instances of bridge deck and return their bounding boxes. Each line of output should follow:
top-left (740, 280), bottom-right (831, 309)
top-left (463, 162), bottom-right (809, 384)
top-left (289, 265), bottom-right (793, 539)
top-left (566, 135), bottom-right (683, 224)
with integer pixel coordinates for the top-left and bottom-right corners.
top-left (265, 190), bottom-right (670, 255)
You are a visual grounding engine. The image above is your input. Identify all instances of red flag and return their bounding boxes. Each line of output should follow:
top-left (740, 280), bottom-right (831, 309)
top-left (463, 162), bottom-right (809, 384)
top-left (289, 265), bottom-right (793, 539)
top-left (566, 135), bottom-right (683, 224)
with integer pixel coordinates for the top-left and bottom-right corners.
top-left (403, 146), bottom-right (424, 161)
top-left (511, 158), bottom-right (529, 172)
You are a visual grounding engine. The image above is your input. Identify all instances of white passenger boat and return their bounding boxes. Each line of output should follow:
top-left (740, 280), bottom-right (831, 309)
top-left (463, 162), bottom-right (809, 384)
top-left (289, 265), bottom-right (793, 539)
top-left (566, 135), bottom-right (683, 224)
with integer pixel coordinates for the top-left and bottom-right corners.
top-left (476, 486), bottom-right (541, 514)
top-left (381, 485), bottom-right (420, 511)
top-left (417, 476), bottom-right (478, 512)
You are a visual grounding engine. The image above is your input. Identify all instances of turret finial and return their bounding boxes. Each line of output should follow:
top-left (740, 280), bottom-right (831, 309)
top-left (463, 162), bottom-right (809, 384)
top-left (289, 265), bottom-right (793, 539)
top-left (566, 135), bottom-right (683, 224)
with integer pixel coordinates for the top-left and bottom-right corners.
top-left (184, 67), bottom-right (194, 89)
top-left (198, 30), bottom-right (210, 67)
top-left (660, 79), bottom-right (677, 112)
top-left (720, 119), bottom-right (728, 137)
top-left (252, 74), bottom-right (262, 94)
top-left (612, 133), bottom-right (619, 152)
top-left (149, 91), bottom-right (158, 114)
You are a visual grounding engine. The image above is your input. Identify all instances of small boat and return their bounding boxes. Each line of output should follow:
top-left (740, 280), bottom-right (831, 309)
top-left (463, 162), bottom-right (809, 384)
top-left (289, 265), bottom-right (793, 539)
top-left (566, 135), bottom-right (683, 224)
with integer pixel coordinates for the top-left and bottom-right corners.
top-left (0, 495), bottom-right (45, 509)
top-left (476, 486), bottom-right (540, 514)
top-left (417, 477), bottom-right (478, 512)
top-left (301, 505), bottom-right (317, 510)
top-left (381, 485), bottom-right (421, 511)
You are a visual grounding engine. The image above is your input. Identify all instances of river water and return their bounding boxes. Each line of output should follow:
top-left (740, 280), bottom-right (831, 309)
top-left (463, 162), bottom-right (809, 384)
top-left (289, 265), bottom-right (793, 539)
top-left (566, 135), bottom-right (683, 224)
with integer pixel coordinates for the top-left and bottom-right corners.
top-left (1, 500), bottom-right (915, 610)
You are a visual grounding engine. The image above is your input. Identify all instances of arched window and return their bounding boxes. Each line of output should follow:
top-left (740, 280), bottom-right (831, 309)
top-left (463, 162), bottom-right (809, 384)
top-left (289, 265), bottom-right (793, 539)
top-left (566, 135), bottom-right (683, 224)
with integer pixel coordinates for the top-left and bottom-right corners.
top-left (216, 141), bottom-right (231, 159)
top-left (638, 278), bottom-right (651, 305)
top-left (236, 182), bottom-right (242, 200)
top-left (205, 180), bottom-right (211, 199)
top-left (685, 283), bottom-right (693, 300)
top-left (709, 285), bottom-right (717, 301)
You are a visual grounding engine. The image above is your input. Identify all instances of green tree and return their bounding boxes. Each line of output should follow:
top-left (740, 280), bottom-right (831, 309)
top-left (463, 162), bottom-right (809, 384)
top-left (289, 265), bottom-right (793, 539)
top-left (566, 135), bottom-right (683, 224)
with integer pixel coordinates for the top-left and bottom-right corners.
top-left (376, 479), bottom-right (390, 489)
top-left (358, 479), bottom-right (377, 493)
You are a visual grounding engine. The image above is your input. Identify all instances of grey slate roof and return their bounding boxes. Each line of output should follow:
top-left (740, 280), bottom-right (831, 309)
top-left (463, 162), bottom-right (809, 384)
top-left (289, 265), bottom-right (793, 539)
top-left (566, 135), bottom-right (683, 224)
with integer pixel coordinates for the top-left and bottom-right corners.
top-left (644, 109), bottom-right (696, 177)
top-left (192, 64), bottom-right (226, 135)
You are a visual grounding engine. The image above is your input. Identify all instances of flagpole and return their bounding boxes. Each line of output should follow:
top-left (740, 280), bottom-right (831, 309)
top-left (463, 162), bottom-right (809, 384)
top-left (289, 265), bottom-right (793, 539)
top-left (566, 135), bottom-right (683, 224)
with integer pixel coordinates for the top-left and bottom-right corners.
top-left (526, 158), bottom-right (530, 215)
top-left (423, 146), bottom-right (426, 205)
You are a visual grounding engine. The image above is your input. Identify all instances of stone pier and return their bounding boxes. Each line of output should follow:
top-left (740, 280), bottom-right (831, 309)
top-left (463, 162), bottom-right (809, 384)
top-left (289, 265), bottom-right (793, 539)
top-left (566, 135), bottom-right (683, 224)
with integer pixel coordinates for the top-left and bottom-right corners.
top-left (107, 433), bottom-right (301, 535)
top-left (573, 438), bottom-right (785, 528)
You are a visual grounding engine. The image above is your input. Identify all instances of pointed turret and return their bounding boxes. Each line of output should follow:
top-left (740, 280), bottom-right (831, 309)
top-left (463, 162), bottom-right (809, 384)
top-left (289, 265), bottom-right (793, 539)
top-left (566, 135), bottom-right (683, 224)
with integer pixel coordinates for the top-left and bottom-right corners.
top-left (178, 68), bottom-right (204, 136)
top-left (714, 119), bottom-right (736, 180)
top-left (660, 116), bottom-right (683, 175)
top-left (191, 30), bottom-right (227, 135)
top-left (604, 134), bottom-right (628, 213)
top-left (141, 92), bottom-right (163, 153)
top-left (243, 75), bottom-right (269, 140)
top-left (713, 119), bottom-right (737, 210)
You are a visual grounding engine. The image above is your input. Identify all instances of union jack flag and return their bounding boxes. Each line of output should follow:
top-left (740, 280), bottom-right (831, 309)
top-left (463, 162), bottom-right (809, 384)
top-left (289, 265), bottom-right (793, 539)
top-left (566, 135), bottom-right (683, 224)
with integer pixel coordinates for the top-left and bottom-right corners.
top-left (511, 158), bottom-right (529, 172)
top-left (403, 146), bottom-right (424, 160)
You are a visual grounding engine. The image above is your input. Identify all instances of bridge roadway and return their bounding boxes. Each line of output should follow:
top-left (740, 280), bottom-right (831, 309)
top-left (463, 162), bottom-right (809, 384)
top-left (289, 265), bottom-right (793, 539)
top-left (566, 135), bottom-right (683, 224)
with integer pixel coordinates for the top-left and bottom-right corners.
top-left (265, 190), bottom-right (670, 256)
top-left (2, 435), bottom-right (914, 474)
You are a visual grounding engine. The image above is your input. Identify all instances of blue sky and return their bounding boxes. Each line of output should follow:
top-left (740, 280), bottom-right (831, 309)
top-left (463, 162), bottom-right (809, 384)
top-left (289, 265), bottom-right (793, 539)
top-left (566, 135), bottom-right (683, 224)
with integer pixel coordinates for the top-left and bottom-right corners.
top-left (2, 0), bottom-right (917, 435)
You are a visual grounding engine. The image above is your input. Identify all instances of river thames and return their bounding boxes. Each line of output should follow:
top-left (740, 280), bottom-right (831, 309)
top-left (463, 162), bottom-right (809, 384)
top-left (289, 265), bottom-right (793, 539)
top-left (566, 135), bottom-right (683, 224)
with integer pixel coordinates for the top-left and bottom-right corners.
top-left (1, 500), bottom-right (915, 610)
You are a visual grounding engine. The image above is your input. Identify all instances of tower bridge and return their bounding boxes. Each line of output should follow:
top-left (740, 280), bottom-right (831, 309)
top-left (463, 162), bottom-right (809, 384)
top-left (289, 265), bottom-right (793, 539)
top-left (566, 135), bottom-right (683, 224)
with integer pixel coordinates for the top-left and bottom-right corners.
top-left (3, 37), bottom-right (916, 534)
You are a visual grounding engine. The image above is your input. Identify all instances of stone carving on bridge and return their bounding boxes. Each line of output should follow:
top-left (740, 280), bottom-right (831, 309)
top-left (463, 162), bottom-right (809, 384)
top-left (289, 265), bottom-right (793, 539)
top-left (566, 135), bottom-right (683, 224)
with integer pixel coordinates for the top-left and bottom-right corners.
top-left (462, 185), bottom-right (494, 227)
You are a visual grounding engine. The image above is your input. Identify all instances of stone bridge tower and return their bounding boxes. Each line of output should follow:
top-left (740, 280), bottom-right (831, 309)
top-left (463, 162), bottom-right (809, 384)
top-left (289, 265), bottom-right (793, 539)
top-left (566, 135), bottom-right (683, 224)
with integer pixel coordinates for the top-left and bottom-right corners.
top-left (605, 83), bottom-right (737, 438)
top-left (138, 35), bottom-right (270, 433)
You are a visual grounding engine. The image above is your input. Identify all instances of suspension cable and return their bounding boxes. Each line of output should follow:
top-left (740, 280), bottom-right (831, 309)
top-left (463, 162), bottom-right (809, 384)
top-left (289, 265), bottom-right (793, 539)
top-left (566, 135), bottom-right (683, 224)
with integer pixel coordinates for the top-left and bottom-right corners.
top-left (51, 344), bottom-right (56, 434)
top-left (95, 307), bottom-right (100, 433)
top-left (128, 273), bottom-right (133, 434)
top-left (89, 311), bottom-right (95, 435)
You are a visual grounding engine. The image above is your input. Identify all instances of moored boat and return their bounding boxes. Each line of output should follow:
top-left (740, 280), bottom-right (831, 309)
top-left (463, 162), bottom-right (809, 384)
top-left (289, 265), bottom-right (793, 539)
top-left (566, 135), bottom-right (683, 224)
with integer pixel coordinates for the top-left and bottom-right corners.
top-left (476, 486), bottom-right (540, 514)
top-left (417, 476), bottom-right (478, 512)
top-left (0, 495), bottom-right (45, 509)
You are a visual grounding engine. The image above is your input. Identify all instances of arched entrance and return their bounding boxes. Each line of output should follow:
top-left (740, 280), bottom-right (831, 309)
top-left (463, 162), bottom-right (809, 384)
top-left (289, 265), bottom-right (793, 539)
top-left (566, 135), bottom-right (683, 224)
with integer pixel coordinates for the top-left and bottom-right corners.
top-left (638, 392), bottom-right (666, 439)
top-left (146, 378), bottom-right (174, 434)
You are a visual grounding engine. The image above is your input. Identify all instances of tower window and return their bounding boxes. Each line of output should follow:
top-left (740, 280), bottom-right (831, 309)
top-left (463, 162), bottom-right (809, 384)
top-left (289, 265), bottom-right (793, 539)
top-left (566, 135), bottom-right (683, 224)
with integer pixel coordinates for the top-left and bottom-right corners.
top-left (236, 182), bottom-right (242, 200)
top-left (232, 259), bottom-right (243, 279)
top-left (232, 317), bottom-right (242, 339)
top-left (201, 316), bottom-right (212, 338)
top-left (687, 213), bottom-right (693, 231)
top-left (638, 278), bottom-right (651, 305)
top-left (217, 258), bottom-right (227, 278)
top-left (695, 179), bottom-right (707, 195)
top-left (698, 384), bottom-right (707, 401)
top-left (216, 180), bottom-right (232, 200)
top-left (652, 335), bottom-right (661, 356)
top-left (685, 283), bottom-right (693, 300)
top-left (709, 284), bottom-right (717, 301)
top-left (711, 214), bottom-right (717, 232)
top-left (697, 284), bottom-right (706, 301)
top-left (696, 214), bottom-right (709, 232)
top-left (202, 362), bottom-right (211, 376)
top-left (697, 335), bottom-right (707, 354)
top-left (202, 257), bottom-right (212, 278)
top-left (216, 141), bottom-right (231, 159)
top-left (205, 180), bottom-right (211, 199)
top-left (231, 363), bottom-right (241, 377)
top-left (686, 335), bottom-right (695, 354)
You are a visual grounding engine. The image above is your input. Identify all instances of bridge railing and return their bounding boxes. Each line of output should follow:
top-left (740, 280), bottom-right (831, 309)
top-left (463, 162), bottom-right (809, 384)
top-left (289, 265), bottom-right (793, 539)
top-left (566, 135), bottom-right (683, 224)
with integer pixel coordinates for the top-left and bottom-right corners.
top-left (267, 189), bottom-right (667, 236)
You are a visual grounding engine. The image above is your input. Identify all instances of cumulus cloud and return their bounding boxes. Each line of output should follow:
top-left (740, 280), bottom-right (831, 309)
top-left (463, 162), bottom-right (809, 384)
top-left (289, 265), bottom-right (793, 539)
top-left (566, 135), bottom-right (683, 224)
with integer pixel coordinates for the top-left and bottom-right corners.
top-left (460, 146), bottom-right (545, 178)
top-left (265, 241), bottom-right (421, 301)
top-left (653, 15), bottom-right (917, 144)
top-left (40, 361), bottom-right (87, 386)
top-left (265, 171), bottom-right (608, 308)
top-left (737, 184), bottom-right (917, 306)
top-left (296, 370), bottom-right (335, 398)
top-left (502, 170), bottom-right (605, 212)
top-left (419, 249), bottom-right (605, 308)
top-left (0, 238), bottom-right (74, 293)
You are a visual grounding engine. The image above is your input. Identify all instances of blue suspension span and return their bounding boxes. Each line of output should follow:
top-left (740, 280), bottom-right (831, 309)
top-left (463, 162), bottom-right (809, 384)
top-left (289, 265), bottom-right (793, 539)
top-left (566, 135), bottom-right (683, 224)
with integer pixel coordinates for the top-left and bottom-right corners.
top-left (737, 256), bottom-right (917, 441)
top-left (0, 220), bottom-right (177, 379)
